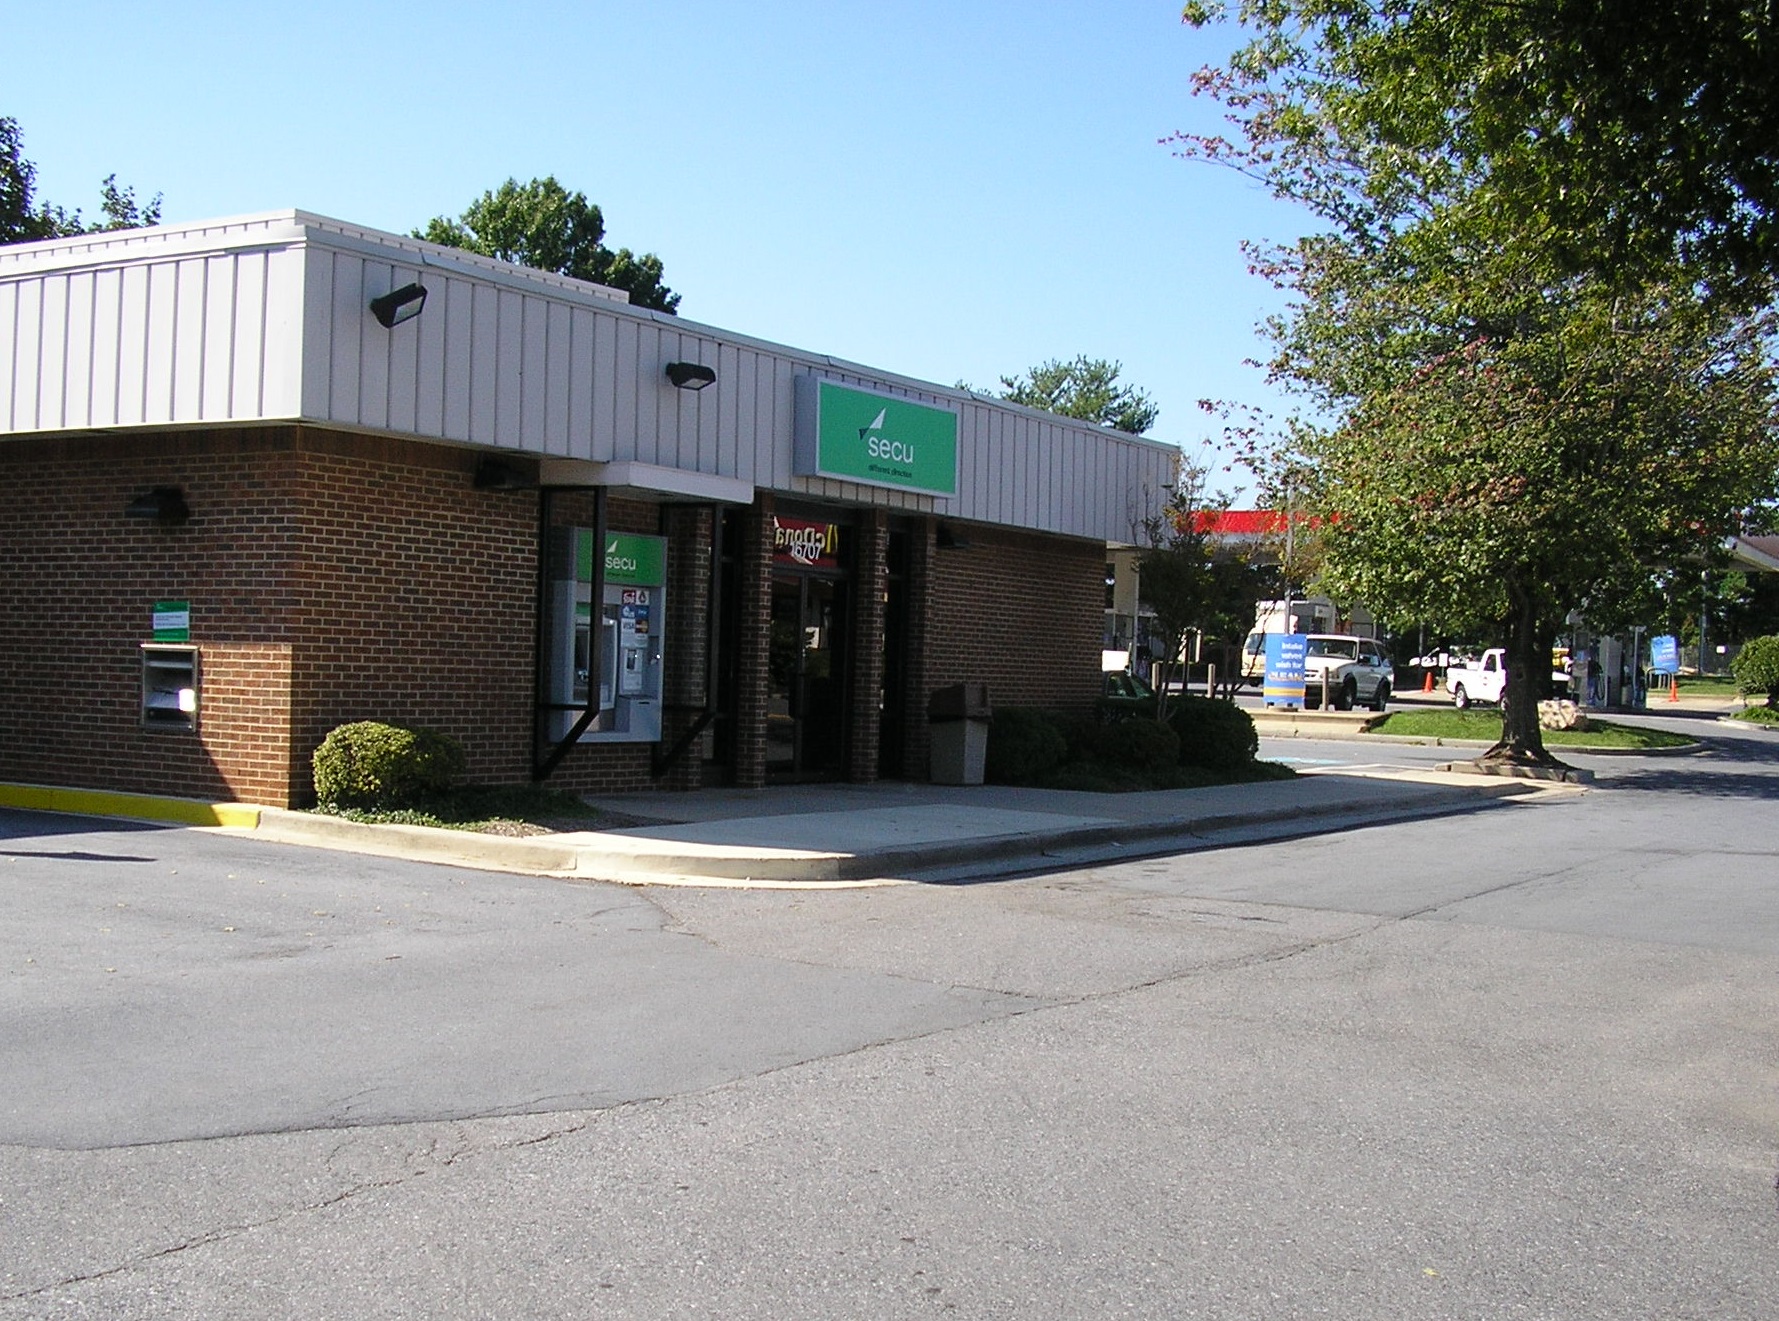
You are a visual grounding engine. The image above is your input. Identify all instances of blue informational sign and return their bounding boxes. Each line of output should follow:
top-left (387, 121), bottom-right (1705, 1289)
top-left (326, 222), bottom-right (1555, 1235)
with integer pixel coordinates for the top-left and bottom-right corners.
top-left (1650, 634), bottom-right (1680, 675)
top-left (1263, 633), bottom-right (1308, 707)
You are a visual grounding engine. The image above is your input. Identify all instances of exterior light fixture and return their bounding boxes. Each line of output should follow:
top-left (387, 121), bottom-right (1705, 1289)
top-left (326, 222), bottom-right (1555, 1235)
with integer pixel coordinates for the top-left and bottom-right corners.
top-left (369, 282), bottom-right (428, 328)
top-left (473, 457), bottom-right (537, 490)
top-left (665, 361), bottom-right (717, 391)
top-left (935, 522), bottom-right (972, 550)
top-left (125, 487), bottom-right (191, 525)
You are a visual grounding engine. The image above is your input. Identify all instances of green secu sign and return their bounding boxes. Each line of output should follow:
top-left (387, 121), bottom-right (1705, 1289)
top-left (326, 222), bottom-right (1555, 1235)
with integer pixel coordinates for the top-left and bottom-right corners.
top-left (577, 532), bottom-right (666, 586)
top-left (794, 377), bottom-right (958, 497)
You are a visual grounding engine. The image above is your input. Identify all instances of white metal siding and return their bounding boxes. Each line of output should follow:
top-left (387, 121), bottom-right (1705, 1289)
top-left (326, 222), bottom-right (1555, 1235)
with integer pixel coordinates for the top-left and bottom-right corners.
top-left (295, 234), bottom-right (1177, 539)
top-left (2, 210), bottom-right (1175, 543)
top-left (1, 238), bottom-right (303, 433)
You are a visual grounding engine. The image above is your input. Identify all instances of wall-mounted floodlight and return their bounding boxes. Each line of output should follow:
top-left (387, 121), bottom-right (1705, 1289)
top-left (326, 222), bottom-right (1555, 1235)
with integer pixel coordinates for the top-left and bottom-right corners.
top-left (473, 457), bottom-right (537, 490)
top-left (125, 487), bottom-right (191, 525)
top-left (936, 522), bottom-right (972, 551)
top-left (370, 282), bottom-right (428, 328)
top-left (665, 361), bottom-right (717, 391)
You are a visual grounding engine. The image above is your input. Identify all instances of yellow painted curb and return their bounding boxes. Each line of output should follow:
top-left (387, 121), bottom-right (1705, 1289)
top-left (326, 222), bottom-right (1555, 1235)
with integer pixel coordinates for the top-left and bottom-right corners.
top-left (0, 783), bottom-right (261, 829)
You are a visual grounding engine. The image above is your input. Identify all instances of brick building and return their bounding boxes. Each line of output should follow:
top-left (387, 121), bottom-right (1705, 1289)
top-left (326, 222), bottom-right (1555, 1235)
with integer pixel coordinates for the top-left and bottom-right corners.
top-left (0, 213), bottom-right (1176, 807)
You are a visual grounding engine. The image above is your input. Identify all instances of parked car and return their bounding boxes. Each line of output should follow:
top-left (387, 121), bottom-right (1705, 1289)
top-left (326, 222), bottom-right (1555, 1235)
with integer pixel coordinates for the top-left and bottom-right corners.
top-left (1100, 669), bottom-right (1158, 720)
top-left (1445, 649), bottom-right (1507, 708)
top-left (1301, 634), bottom-right (1394, 711)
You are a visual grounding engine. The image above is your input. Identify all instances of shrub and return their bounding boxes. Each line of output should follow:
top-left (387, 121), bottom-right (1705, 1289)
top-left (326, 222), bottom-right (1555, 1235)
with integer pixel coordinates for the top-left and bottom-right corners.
top-left (1077, 717), bottom-right (1181, 777)
top-left (312, 721), bottom-right (466, 808)
top-left (1047, 708), bottom-right (1101, 763)
top-left (1168, 696), bottom-right (1259, 771)
top-left (1730, 635), bottom-right (1779, 707)
top-left (984, 708), bottom-right (1069, 785)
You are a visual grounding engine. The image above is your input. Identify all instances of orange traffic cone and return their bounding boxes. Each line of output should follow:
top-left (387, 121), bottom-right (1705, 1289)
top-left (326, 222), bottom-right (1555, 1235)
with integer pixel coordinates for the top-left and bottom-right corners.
top-left (1667, 675), bottom-right (1680, 704)
top-left (1422, 669), bottom-right (1435, 693)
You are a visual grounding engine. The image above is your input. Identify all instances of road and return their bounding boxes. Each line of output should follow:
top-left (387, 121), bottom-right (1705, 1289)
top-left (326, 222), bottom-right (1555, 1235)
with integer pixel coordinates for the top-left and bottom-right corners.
top-left (3, 715), bottom-right (1776, 1318)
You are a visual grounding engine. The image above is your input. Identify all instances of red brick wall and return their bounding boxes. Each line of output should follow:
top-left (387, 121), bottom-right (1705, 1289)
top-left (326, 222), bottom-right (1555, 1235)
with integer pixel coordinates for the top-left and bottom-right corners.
top-left (731, 496), bottom-right (774, 789)
top-left (285, 431), bottom-right (538, 795)
top-left (925, 522), bottom-right (1104, 715)
top-left (0, 428), bottom-right (706, 806)
top-left (3, 428), bottom-right (1109, 804)
top-left (848, 510), bottom-right (888, 783)
top-left (0, 429), bottom-right (303, 804)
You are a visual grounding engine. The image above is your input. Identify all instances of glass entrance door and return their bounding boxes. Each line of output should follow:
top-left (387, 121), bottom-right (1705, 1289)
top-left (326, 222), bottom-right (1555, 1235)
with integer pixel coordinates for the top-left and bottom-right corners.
top-left (767, 572), bottom-right (849, 779)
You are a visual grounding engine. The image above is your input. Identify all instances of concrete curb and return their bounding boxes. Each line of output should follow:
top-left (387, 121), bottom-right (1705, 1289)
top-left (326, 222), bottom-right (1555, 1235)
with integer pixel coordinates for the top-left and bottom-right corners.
top-left (1432, 760), bottom-right (1594, 785)
top-left (248, 808), bottom-right (587, 874)
top-left (237, 780), bottom-right (1546, 886)
top-left (1359, 733), bottom-right (1703, 757)
top-left (1251, 712), bottom-right (1378, 738)
top-left (4, 774), bottom-right (1557, 890)
top-left (0, 782), bottom-right (263, 829)
top-left (568, 785), bottom-right (1539, 884)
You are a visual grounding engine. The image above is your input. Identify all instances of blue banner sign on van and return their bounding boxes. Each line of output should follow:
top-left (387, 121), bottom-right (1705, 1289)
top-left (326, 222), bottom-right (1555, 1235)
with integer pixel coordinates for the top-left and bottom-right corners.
top-left (1264, 633), bottom-right (1308, 707)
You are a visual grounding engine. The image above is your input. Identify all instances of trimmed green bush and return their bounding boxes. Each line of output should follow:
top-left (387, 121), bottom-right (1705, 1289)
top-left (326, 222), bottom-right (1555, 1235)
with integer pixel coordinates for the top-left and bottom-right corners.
top-left (985, 707), bottom-right (1069, 785)
top-left (1168, 696), bottom-right (1259, 771)
top-left (1730, 634), bottom-right (1779, 707)
top-left (1078, 717), bottom-right (1181, 777)
top-left (312, 721), bottom-right (466, 808)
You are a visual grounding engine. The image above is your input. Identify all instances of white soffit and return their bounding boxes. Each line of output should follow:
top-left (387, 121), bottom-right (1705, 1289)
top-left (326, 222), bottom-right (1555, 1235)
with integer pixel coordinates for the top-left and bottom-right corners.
top-left (540, 458), bottom-right (754, 504)
top-left (1728, 535), bottom-right (1779, 573)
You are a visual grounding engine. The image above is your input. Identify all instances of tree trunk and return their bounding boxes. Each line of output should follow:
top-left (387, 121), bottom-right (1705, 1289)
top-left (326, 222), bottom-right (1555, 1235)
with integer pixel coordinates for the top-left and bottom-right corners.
top-left (1484, 591), bottom-right (1562, 766)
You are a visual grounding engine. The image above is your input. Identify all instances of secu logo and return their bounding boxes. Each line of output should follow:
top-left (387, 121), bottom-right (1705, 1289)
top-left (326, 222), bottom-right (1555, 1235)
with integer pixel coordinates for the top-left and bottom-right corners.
top-left (605, 540), bottom-right (638, 573)
top-left (858, 408), bottom-right (916, 464)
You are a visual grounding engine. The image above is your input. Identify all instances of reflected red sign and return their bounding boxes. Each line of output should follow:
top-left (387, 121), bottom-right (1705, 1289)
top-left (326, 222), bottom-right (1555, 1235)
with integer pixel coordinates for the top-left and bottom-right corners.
top-left (773, 517), bottom-right (841, 569)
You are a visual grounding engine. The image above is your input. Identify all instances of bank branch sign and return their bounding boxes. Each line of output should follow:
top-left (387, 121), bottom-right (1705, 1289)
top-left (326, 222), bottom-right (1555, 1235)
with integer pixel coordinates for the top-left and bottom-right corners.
top-left (794, 377), bottom-right (958, 498)
top-left (579, 532), bottom-right (666, 587)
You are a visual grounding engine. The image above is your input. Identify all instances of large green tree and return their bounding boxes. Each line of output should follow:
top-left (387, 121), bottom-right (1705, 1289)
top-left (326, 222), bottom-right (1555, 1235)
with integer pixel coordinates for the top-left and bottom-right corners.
top-left (994, 356), bottom-right (1159, 434)
top-left (1181, 2), bottom-right (1779, 763)
top-left (1179, 0), bottom-right (1779, 304)
top-left (1289, 269), bottom-right (1778, 759)
top-left (1, 117), bottom-right (161, 244)
top-left (417, 177), bottom-right (679, 313)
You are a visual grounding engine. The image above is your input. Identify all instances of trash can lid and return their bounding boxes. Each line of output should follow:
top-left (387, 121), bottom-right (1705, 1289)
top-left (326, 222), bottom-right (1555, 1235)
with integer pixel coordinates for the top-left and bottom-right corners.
top-left (929, 682), bottom-right (991, 720)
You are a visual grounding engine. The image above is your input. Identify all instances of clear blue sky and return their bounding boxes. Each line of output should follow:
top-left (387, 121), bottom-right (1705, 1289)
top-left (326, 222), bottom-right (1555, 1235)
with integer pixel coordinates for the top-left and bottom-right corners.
top-left (13, 0), bottom-right (1307, 492)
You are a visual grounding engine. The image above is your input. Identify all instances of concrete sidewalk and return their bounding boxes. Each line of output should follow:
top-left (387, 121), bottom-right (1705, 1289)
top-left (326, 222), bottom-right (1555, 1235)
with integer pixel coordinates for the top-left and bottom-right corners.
top-left (231, 766), bottom-right (1560, 887)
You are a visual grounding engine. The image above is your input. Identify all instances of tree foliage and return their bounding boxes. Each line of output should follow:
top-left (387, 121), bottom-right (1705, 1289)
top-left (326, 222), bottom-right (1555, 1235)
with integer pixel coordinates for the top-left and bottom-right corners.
top-left (1137, 463), bottom-right (1276, 714)
top-left (1180, 3), bottom-right (1779, 763)
top-left (1, 117), bottom-right (161, 244)
top-left (1730, 635), bottom-right (1779, 707)
top-left (994, 355), bottom-right (1159, 434)
top-left (1179, 0), bottom-right (1779, 304)
top-left (417, 177), bottom-right (679, 313)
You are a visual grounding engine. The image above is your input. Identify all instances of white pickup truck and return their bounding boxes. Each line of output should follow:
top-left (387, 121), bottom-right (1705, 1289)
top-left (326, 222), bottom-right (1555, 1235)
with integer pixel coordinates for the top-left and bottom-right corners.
top-left (1445, 650), bottom-right (1507, 708)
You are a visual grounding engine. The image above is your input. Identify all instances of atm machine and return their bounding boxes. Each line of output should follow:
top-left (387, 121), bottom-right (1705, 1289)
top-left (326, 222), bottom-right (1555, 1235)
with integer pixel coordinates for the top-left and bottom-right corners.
top-left (587, 531), bottom-right (666, 742)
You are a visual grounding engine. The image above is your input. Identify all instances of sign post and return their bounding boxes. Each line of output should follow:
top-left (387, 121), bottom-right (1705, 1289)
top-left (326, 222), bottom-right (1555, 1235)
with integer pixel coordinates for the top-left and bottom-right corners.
top-left (1650, 633), bottom-right (1681, 705)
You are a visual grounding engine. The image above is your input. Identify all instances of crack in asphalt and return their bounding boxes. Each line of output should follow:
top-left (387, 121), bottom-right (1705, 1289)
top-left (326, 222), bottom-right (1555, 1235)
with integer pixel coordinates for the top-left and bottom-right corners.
top-left (0, 1114), bottom-right (600, 1304)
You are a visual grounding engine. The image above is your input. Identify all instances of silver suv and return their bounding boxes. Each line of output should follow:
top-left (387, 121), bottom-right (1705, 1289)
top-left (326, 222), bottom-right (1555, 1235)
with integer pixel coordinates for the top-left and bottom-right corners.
top-left (1302, 634), bottom-right (1394, 711)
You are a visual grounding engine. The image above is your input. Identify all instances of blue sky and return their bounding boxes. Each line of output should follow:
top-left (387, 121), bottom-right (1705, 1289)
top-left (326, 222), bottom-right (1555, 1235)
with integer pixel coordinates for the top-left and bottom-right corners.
top-left (12, 1), bottom-right (1308, 492)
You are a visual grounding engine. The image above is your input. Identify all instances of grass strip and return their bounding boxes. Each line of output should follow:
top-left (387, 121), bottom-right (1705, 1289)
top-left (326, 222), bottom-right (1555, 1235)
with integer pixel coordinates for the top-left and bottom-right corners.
top-left (1368, 710), bottom-right (1696, 748)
